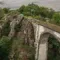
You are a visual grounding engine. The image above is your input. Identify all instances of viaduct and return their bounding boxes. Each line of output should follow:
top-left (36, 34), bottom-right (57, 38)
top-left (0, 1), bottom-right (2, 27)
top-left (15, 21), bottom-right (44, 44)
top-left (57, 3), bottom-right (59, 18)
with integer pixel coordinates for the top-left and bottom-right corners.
top-left (27, 18), bottom-right (60, 60)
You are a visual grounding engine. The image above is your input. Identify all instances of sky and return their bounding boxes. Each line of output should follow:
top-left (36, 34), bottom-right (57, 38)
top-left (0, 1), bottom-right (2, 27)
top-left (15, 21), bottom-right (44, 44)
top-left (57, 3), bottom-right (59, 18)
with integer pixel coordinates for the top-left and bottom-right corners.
top-left (0, 0), bottom-right (60, 11)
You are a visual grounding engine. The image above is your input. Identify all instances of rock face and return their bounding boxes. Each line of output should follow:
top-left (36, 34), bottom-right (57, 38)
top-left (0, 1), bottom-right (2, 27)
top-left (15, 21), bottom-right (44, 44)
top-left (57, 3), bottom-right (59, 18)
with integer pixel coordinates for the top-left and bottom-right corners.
top-left (17, 19), bottom-right (35, 46)
top-left (0, 14), bottom-right (35, 60)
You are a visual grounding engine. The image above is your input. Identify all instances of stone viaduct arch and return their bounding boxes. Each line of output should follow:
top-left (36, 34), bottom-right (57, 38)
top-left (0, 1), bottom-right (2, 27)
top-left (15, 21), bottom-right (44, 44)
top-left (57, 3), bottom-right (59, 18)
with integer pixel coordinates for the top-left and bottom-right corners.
top-left (37, 32), bottom-right (60, 60)
top-left (31, 22), bottom-right (60, 60)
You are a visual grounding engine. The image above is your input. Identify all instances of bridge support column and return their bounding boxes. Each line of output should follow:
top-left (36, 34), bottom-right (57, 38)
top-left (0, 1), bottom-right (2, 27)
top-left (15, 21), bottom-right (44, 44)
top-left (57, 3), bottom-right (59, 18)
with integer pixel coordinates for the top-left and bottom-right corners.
top-left (38, 34), bottom-right (49, 60)
top-left (38, 41), bottom-right (48, 60)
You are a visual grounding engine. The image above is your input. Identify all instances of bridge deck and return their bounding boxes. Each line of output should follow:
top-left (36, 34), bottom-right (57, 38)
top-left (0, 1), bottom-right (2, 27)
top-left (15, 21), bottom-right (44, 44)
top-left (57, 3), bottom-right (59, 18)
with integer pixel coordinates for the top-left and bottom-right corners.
top-left (27, 18), bottom-right (60, 33)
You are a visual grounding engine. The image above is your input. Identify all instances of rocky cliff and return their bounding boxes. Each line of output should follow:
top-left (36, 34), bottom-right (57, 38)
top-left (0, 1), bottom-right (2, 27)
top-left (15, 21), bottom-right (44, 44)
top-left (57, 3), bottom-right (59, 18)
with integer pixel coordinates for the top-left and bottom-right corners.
top-left (0, 14), bottom-right (35, 60)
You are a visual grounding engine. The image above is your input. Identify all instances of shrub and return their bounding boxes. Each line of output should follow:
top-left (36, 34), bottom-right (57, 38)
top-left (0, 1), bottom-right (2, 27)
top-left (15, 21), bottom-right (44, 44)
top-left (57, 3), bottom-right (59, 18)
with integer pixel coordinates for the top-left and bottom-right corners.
top-left (0, 8), bottom-right (4, 19)
top-left (0, 36), bottom-right (11, 60)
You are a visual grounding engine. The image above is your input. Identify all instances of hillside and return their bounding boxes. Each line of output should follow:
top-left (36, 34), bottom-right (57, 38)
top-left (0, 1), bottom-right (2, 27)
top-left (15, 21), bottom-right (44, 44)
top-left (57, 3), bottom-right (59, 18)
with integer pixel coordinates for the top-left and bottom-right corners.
top-left (0, 14), bottom-right (35, 60)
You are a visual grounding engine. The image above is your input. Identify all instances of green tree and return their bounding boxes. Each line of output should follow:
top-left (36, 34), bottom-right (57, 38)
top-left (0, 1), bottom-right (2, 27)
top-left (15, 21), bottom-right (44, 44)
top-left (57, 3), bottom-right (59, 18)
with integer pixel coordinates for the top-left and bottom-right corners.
top-left (18, 5), bottom-right (25, 13)
top-left (0, 8), bottom-right (4, 19)
top-left (0, 36), bottom-right (11, 60)
top-left (27, 3), bottom-right (40, 16)
top-left (18, 3), bottom-right (40, 16)
top-left (52, 12), bottom-right (60, 25)
top-left (48, 9), bottom-right (55, 19)
top-left (39, 7), bottom-right (50, 18)
top-left (3, 8), bottom-right (10, 14)
top-left (2, 20), bottom-right (10, 36)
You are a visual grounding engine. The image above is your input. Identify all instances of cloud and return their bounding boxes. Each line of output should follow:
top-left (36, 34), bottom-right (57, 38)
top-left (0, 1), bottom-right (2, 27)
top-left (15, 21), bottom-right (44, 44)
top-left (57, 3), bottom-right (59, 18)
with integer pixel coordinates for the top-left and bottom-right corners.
top-left (0, 0), bottom-right (60, 11)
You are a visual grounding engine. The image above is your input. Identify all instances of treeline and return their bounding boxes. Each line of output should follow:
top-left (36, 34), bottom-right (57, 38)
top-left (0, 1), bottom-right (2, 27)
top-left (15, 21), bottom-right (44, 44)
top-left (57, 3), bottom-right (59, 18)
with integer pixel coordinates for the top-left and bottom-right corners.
top-left (18, 3), bottom-right (54, 19)
top-left (0, 3), bottom-right (60, 25)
